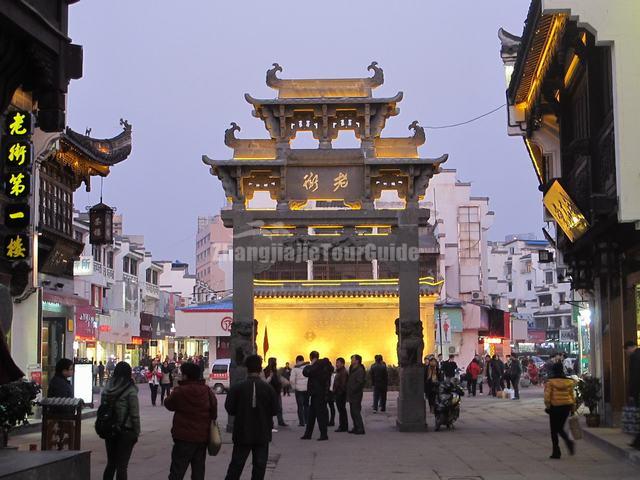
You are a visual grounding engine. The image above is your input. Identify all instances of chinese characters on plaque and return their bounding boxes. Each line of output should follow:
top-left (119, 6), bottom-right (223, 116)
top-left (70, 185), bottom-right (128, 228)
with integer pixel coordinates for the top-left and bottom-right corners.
top-left (288, 166), bottom-right (362, 201)
top-left (2, 110), bottom-right (33, 260)
top-left (543, 180), bottom-right (590, 242)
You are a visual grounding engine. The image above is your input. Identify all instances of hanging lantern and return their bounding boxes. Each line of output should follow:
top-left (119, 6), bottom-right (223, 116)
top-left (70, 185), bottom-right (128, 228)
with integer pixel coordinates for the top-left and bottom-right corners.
top-left (89, 202), bottom-right (114, 245)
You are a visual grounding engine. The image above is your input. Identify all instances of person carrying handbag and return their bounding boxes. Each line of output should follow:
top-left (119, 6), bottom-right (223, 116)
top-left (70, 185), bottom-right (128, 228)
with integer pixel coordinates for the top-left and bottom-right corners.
top-left (165, 361), bottom-right (218, 480)
top-left (544, 362), bottom-right (576, 459)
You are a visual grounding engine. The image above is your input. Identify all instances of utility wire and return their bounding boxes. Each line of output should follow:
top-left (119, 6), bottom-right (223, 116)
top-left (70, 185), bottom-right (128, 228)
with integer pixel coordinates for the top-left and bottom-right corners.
top-left (423, 103), bottom-right (506, 129)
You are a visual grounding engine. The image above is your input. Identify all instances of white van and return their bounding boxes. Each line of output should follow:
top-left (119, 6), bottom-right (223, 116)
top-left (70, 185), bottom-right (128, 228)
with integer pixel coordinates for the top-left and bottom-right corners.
top-left (207, 358), bottom-right (231, 394)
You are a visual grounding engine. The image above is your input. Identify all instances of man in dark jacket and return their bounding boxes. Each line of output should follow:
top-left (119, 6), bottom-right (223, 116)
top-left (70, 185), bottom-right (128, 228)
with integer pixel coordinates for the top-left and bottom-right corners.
top-left (441, 355), bottom-right (458, 381)
top-left (489, 355), bottom-right (504, 397)
top-left (333, 357), bottom-right (349, 432)
top-left (509, 356), bottom-right (523, 400)
top-left (370, 354), bottom-right (388, 413)
top-left (347, 354), bottom-right (366, 434)
top-left (48, 358), bottom-right (74, 398)
top-left (164, 362), bottom-right (217, 480)
top-left (301, 351), bottom-right (332, 441)
top-left (224, 355), bottom-right (278, 480)
top-left (625, 340), bottom-right (640, 449)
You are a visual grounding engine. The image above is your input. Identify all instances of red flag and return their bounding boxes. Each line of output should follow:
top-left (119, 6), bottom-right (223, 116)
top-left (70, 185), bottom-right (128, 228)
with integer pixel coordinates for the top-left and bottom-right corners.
top-left (263, 325), bottom-right (269, 357)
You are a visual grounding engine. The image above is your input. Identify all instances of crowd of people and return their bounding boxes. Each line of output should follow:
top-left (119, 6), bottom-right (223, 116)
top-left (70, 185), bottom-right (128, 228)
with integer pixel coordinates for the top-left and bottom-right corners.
top-left (41, 339), bottom-right (640, 479)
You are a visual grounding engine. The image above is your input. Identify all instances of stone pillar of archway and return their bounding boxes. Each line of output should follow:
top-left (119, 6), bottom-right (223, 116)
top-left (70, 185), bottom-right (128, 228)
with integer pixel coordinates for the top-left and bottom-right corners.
top-left (396, 202), bottom-right (426, 431)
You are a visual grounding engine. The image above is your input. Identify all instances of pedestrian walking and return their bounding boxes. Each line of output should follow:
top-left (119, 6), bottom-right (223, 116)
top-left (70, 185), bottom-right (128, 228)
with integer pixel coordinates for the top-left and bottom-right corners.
top-left (264, 357), bottom-right (288, 428)
top-left (291, 355), bottom-right (309, 427)
top-left (164, 362), bottom-right (217, 480)
top-left (333, 357), bottom-right (349, 432)
top-left (48, 358), bottom-right (74, 398)
top-left (441, 354), bottom-right (458, 381)
top-left (625, 340), bottom-right (640, 449)
top-left (146, 361), bottom-right (161, 406)
top-left (370, 354), bottom-right (388, 412)
top-left (466, 358), bottom-right (481, 397)
top-left (224, 355), bottom-right (278, 480)
top-left (424, 357), bottom-right (442, 414)
top-left (101, 361), bottom-right (140, 480)
top-left (509, 355), bottom-right (522, 399)
top-left (347, 354), bottom-right (366, 435)
top-left (544, 362), bottom-right (576, 459)
top-left (98, 361), bottom-right (105, 387)
top-left (160, 360), bottom-right (173, 406)
top-left (301, 352), bottom-right (332, 441)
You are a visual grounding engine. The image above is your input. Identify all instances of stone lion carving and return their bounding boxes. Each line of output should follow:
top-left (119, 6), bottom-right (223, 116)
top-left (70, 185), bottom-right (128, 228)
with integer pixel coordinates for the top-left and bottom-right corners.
top-left (230, 319), bottom-right (258, 365)
top-left (395, 317), bottom-right (424, 366)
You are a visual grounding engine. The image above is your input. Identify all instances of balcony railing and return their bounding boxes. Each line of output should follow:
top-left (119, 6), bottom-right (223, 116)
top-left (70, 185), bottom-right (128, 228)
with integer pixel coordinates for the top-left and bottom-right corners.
top-left (123, 272), bottom-right (138, 284)
top-left (142, 281), bottom-right (160, 298)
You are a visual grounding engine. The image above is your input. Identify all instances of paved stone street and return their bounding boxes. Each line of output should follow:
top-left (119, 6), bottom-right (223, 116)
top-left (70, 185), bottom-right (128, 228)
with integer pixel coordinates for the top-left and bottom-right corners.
top-left (8, 384), bottom-right (638, 479)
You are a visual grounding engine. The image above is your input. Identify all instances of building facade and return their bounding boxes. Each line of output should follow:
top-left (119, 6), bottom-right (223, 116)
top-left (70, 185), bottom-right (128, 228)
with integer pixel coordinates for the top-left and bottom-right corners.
top-left (195, 215), bottom-right (232, 293)
top-left (1, 1), bottom-right (83, 383)
top-left (500, 0), bottom-right (640, 424)
top-left (488, 235), bottom-right (574, 357)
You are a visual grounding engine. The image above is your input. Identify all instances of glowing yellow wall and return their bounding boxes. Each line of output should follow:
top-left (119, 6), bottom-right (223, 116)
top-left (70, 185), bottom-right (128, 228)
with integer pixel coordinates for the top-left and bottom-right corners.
top-left (254, 296), bottom-right (437, 366)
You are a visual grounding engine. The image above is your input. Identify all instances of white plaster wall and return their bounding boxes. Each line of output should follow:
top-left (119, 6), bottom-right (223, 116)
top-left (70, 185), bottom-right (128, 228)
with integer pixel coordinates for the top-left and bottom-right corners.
top-left (10, 291), bottom-right (40, 372)
top-left (543, 0), bottom-right (640, 223)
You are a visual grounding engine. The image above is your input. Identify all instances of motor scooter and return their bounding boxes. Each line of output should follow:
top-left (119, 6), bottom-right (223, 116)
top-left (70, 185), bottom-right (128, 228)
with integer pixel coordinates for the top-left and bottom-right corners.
top-left (434, 379), bottom-right (465, 431)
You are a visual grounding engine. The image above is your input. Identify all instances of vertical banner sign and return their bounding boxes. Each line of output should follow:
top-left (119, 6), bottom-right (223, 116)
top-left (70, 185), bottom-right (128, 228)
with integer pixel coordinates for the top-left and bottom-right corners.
top-left (2, 110), bottom-right (33, 262)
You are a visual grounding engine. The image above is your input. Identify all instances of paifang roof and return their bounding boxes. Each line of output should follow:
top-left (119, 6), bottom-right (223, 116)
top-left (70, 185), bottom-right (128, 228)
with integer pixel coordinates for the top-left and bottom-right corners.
top-left (266, 61), bottom-right (384, 99)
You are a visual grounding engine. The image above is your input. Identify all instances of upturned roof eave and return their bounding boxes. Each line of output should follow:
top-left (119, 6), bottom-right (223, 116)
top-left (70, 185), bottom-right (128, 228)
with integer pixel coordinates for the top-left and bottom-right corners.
top-left (507, 0), bottom-right (542, 103)
top-left (244, 92), bottom-right (404, 106)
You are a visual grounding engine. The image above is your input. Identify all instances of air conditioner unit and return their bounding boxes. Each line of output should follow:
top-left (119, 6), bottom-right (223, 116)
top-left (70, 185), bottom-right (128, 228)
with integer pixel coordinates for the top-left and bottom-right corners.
top-left (448, 346), bottom-right (457, 355)
top-left (471, 291), bottom-right (482, 301)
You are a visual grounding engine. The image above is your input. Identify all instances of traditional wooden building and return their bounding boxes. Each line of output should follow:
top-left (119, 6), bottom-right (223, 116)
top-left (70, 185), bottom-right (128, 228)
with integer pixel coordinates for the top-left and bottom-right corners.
top-left (500, 0), bottom-right (640, 425)
top-left (11, 121), bottom-right (132, 386)
top-left (204, 62), bottom-right (447, 430)
top-left (0, 0), bottom-right (83, 382)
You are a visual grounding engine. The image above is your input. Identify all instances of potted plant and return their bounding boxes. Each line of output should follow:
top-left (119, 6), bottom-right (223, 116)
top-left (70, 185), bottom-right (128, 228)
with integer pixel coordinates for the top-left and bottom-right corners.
top-left (577, 375), bottom-right (602, 427)
top-left (0, 380), bottom-right (41, 448)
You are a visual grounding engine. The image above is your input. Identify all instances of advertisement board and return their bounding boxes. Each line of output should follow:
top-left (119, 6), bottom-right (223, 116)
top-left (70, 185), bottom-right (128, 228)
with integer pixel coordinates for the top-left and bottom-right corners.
top-left (73, 363), bottom-right (93, 405)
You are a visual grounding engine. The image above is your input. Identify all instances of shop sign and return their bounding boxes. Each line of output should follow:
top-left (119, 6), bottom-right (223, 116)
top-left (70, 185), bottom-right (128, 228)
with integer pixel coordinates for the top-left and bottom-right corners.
top-left (559, 328), bottom-right (577, 342)
top-left (75, 305), bottom-right (96, 339)
top-left (528, 329), bottom-right (546, 343)
top-left (130, 336), bottom-right (143, 346)
top-left (73, 256), bottom-right (94, 276)
top-left (98, 325), bottom-right (111, 332)
top-left (221, 316), bottom-right (233, 332)
top-left (1, 111), bottom-right (33, 265)
top-left (435, 308), bottom-right (462, 344)
top-left (543, 180), bottom-right (589, 242)
top-left (126, 343), bottom-right (136, 350)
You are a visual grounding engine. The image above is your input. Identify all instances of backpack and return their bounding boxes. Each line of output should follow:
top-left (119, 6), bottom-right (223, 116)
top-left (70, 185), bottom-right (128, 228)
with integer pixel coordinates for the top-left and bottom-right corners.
top-left (95, 387), bottom-right (129, 439)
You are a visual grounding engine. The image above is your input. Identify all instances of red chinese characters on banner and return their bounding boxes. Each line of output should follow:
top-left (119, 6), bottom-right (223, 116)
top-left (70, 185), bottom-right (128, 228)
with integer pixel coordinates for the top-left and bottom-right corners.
top-left (528, 329), bottom-right (547, 343)
top-left (75, 305), bottom-right (96, 340)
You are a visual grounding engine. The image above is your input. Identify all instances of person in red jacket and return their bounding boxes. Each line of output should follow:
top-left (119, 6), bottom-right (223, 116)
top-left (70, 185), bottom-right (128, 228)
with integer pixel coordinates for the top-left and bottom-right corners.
top-left (164, 362), bottom-right (217, 480)
top-left (466, 358), bottom-right (482, 397)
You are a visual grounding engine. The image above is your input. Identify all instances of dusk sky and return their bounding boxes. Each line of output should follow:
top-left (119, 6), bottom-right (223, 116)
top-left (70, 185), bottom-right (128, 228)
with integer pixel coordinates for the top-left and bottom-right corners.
top-left (68, 0), bottom-right (539, 267)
